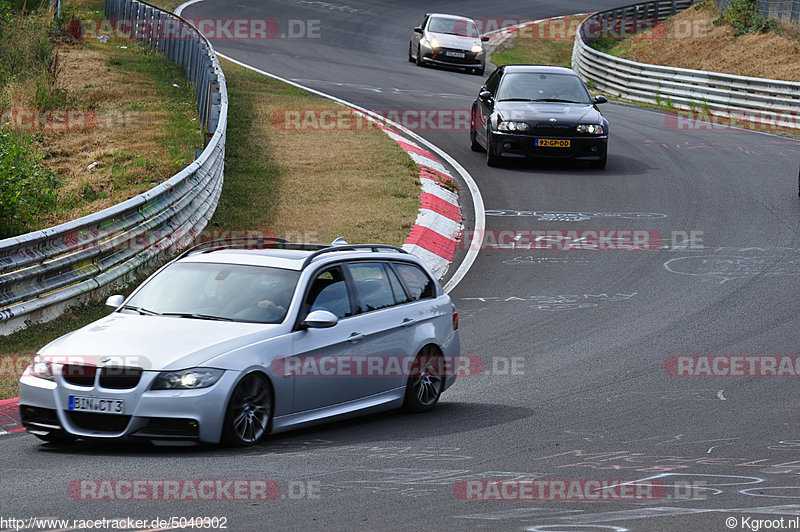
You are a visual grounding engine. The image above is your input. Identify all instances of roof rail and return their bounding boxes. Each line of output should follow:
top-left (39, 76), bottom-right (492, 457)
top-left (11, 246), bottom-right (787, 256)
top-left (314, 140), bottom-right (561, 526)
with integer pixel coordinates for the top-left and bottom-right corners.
top-left (177, 237), bottom-right (291, 259)
top-left (301, 244), bottom-right (408, 268)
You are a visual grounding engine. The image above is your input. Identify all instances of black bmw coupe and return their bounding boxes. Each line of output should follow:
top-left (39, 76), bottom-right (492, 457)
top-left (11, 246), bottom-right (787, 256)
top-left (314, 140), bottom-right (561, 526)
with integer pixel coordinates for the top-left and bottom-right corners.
top-left (470, 65), bottom-right (609, 169)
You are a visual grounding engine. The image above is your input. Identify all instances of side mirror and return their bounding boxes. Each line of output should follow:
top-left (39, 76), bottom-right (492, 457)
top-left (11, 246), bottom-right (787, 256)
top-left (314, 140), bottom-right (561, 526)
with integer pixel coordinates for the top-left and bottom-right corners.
top-left (593, 95), bottom-right (608, 104)
top-left (302, 310), bottom-right (339, 329)
top-left (105, 294), bottom-right (125, 310)
top-left (479, 90), bottom-right (492, 101)
top-left (481, 35), bottom-right (489, 42)
top-left (413, 26), bottom-right (423, 34)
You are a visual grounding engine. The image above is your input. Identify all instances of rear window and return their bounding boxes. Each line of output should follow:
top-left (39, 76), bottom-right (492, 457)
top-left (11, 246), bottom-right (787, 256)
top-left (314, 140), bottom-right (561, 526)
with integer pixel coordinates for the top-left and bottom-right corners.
top-left (392, 263), bottom-right (435, 301)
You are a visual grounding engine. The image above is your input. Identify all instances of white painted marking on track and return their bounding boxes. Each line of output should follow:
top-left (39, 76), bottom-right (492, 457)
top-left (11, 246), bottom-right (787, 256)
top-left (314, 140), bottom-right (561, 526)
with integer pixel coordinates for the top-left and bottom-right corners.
top-left (717, 389), bottom-right (727, 401)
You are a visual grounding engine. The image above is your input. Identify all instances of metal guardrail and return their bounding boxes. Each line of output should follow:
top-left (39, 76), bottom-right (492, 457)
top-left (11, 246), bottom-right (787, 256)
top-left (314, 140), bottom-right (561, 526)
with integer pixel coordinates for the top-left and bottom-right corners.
top-left (0, 0), bottom-right (227, 334)
top-left (572, 0), bottom-right (800, 128)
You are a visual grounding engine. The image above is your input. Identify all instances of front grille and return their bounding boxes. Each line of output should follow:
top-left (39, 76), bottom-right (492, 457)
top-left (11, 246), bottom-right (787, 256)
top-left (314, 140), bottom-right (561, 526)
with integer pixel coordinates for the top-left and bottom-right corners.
top-left (62, 365), bottom-right (97, 387)
top-left (433, 47), bottom-right (477, 65)
top-left (133, 417), bottom-right (200, 439)
top-left (534, 124), bottom-right (573, 132)
top-left (99, 367), bottom-right (142, 389)
top-left (66, 412), bottom-right (131, 433)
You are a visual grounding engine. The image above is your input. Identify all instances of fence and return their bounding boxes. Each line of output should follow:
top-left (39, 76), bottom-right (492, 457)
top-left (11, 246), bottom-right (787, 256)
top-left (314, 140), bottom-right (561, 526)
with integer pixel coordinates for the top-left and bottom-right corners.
top-left (715, 0), bottom-right (800, 28)
top-left (0, 0), bottom-right (228, 334)
top-left (572, 0), bottom-right (800, 129)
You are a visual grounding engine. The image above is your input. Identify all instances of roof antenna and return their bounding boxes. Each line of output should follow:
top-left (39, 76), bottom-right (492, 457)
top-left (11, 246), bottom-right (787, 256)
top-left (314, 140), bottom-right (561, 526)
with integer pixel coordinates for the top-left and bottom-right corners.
top-left (331, 237), bottom-right (349, 246)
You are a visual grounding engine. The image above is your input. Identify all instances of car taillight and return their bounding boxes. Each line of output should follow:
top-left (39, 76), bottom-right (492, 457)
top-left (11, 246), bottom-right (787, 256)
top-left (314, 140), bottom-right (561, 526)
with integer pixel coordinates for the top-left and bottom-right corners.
top-left (452, 312), bottom-right (459, 331)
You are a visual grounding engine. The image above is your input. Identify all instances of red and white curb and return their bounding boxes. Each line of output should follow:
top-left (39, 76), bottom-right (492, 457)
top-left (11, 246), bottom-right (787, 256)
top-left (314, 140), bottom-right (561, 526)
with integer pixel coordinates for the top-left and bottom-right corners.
top-left (0, 397), bottom-right (22, 436)
top-left (379, 127), bottom-right (462, 279)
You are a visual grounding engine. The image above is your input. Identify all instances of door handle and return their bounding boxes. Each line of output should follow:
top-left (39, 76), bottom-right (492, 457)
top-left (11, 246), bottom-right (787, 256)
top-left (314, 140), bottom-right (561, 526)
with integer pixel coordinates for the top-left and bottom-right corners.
top-left (401, 318), bottom-right (417, 328)
top-left (347, 333), bottom-right (365, 343)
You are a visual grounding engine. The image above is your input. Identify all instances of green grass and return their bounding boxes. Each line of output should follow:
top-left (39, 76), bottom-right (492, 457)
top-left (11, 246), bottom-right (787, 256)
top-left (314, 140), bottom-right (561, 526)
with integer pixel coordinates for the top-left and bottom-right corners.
top-left (491, 16), bottom-right (585, 68)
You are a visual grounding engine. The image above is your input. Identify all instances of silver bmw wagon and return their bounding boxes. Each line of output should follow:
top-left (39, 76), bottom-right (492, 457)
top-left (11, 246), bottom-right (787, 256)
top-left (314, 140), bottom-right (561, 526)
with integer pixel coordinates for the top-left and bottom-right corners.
top-left (18, 239), bottom-right (460, 446)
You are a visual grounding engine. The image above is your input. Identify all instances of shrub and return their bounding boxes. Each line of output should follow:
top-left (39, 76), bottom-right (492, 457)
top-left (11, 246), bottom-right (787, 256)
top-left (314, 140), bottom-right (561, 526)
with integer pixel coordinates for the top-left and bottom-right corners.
top-left (715, 0), bottom-right (781, 35)
top-left (0, 131), bottom-right (60, 238)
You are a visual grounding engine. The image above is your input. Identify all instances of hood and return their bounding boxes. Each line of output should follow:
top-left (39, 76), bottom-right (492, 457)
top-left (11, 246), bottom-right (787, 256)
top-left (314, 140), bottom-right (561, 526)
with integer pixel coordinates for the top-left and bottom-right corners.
top-left (38, 313), bottom-right (280, 371)
top-left (495, 102), bottom-right (602, 126)
top-left (427, 31), bottom-right (481, 50)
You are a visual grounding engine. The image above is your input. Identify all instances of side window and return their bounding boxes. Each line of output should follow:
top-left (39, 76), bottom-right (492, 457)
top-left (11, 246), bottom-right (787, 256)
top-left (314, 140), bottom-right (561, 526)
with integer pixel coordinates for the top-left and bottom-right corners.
top-left (305, 267), bottom-right (351, 320)
top-left (386, 265), bottom-right (410, 305)
top-left (485, 69), bottom-right (501, 94)
top-left (393, 263), bottom-right (435, 301)
top-left (348, 263), bottom-right (397, 314)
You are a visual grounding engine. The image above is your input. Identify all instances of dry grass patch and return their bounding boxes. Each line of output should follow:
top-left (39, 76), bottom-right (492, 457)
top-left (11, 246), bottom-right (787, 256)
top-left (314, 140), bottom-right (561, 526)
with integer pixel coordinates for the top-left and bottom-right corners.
top-left (35, 36), bottom-right (201, 225)
top-left (620, 2), bottom-right (800, 81)
top-left (213, 58), bottom-right (419, 246)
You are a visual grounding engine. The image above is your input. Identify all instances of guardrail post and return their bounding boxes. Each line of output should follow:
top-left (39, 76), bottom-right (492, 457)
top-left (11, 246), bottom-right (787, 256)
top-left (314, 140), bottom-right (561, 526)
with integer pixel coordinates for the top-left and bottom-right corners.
top-left (672, 0), bottom-right (678, 15)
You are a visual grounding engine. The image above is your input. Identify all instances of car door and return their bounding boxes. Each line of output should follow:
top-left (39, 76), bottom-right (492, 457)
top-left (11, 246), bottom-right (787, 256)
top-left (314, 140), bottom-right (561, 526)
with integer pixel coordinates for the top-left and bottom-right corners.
top-left (475, 67), bottom-right (503, 145)
top-left (342, 262), bottom-right (417, 398)
top-left (288, 265), bottom-right (370, 413)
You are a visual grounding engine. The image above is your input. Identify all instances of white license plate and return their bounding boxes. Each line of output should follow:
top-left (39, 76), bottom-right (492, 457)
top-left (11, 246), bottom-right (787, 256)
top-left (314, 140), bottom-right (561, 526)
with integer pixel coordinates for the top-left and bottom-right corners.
top-left (68, 396), bottom-right (124, 414)
top-left (445, 51), bottom-right (465, 58)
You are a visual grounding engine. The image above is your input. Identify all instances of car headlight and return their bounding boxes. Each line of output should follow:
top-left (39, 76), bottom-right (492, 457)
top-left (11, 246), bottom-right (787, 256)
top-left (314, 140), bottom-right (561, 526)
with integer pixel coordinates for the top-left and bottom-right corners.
top-left (151, 368), bottom-right (224, 390)
top-left (25, 355), bottom-right (54, 381)
top-left (471, 45), bottom-right (483, 53)
top-left (497, 121), bottom-right (531, 132)
top-left (427, 37), bottom-right (439, 49)
top-left (576, 124), bottom-right (605, 135)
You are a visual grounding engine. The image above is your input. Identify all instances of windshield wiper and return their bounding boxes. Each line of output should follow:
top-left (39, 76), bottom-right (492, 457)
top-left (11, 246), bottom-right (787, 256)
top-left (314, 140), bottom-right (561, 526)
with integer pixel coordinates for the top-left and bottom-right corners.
top-left (161, 312), bottom-right (234, 322)
top-left (121, 305), bottom-right (160, 316)
top-left (498, 98), bottom-right (539, 102)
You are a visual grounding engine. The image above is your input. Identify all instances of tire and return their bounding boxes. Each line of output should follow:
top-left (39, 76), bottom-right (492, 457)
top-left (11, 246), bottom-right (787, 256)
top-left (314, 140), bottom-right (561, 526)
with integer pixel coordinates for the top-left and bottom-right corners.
top-left (415, 45), bottom-right (423, 66)
top-left (486, 130), bottom-right (501, 167)
top-left (222, 372), bottom-right (273, 446)
top-left (470, 129), bottom-right (483, 152)
top-left (34, 431), bottom-right (77, 444)
top-left (470, 108), bottom-right (484, 152)
top-left (408, 42), bottom-right (414, 62)
top-left (403, 346), bottom-right (444, 413)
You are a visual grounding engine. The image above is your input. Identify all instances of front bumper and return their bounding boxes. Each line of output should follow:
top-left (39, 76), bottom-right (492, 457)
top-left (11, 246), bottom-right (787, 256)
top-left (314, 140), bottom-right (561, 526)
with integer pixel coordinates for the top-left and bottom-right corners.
top-left (18, 370), bottom-right (242, 444)
top-left (420, 44), bottom-right (484, 69)
top-left (490, 131), bottom-right (608, 161)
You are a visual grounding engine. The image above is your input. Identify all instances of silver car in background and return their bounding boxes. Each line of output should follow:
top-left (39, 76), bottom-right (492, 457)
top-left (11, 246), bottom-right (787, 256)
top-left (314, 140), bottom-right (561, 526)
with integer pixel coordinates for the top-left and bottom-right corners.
top-left (409, 13), bottom-right (488, 75)
top-left (18, 239), bottom-right (461, 446)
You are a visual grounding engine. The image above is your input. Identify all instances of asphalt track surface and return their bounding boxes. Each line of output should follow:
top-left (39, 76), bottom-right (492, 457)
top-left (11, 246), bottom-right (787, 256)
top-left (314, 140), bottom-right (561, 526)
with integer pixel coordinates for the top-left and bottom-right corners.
top-left (3, 1), bottom-right (800, 531)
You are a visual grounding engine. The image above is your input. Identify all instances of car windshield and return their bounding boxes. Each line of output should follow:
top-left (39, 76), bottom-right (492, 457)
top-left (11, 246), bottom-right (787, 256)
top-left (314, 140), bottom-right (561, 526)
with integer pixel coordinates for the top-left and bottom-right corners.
top-left (496, 72), bottom-right (591, 103)
top-left (124, 262), bottom-right (300, 324)
top-left (427, 17), bottom-right (480, 37)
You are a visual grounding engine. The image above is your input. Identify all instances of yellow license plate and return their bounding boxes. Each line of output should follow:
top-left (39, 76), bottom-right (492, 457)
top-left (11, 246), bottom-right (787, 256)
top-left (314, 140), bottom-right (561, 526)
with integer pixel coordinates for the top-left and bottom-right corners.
top-left (536, 139), bottom-right (570, 148)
